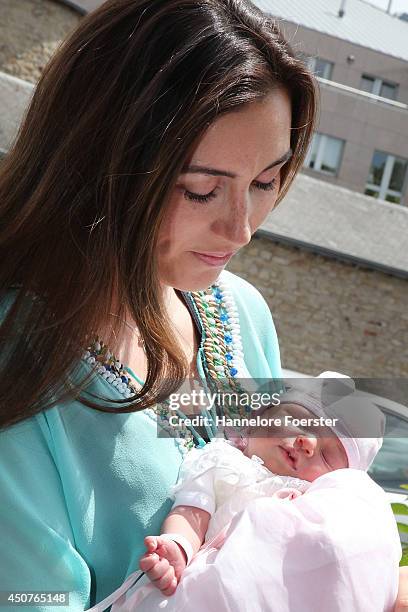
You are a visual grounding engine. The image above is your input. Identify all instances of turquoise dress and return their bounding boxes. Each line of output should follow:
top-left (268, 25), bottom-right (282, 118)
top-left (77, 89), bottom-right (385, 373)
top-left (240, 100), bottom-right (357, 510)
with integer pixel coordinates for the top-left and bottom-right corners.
top-left (0, 270), bottom-right (281, 611)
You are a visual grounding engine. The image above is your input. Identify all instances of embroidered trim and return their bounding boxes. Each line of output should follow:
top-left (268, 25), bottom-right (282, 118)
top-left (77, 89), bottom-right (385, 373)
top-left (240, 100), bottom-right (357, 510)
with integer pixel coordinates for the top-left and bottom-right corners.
top-left (82, 276), bottom-right (247, 452)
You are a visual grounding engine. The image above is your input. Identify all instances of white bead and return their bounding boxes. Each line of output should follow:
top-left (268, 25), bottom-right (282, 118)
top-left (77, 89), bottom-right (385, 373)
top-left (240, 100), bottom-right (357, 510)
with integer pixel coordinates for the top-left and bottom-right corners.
top-left (115, 361), bottom-right (122, 369)
top-left (87, 356), bottom-right (96, 365)
top-left (212, 352), bottom-right (222, 360)
top-left (215, 365), bottom-right (225, 372)
top-left (95, 342), bottom-right (101, 351)
top-left (83, 350), bottom-right (91, 359)
top-left (107, 375), bottom-right (116, 383)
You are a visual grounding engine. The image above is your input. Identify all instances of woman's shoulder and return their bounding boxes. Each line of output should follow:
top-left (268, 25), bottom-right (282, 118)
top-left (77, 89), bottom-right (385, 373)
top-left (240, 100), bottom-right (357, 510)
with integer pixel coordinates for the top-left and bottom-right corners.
top-left (218, 270), bottom-right (268, 308)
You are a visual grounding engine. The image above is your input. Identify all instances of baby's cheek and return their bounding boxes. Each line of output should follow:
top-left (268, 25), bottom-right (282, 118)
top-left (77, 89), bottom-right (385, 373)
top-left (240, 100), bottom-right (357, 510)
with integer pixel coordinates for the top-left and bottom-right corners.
top-left (301, 464), bottom-right (328, 482)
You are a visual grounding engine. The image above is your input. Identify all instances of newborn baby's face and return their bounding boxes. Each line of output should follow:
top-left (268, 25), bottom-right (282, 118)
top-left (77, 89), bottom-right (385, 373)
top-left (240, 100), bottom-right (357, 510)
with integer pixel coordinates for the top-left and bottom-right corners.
top-left (242, 402), bottom-right (348, 481)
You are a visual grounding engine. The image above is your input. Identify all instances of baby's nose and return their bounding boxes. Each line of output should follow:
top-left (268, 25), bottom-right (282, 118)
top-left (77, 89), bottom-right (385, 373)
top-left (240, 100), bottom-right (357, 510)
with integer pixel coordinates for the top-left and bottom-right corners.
top-left (295, 435), bottom-right (317, 457)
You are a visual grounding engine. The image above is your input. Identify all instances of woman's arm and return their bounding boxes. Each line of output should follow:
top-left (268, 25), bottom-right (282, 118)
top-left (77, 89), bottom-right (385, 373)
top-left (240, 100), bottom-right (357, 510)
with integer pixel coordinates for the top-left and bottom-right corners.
top-left (395, 567), bottom-right (408, 612)
top-left (0, 415), bottom-right (91, 611)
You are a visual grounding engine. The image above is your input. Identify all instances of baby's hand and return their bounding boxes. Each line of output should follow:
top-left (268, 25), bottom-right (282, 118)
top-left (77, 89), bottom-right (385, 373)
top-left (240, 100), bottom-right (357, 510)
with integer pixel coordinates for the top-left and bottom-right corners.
top-left (139, 535), bottom-right (187, 596)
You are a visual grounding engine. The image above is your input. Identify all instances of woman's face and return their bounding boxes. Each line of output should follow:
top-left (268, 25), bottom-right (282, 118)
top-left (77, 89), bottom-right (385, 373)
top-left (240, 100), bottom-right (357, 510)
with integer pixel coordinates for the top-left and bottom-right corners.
top-left (157, 87), bottom-right (292, 291)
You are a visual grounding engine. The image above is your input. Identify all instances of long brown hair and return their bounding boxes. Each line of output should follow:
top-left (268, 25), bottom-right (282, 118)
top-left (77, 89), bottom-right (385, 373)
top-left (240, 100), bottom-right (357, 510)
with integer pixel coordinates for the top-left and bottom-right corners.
top-left (0, 0), bottom-right (317, 429)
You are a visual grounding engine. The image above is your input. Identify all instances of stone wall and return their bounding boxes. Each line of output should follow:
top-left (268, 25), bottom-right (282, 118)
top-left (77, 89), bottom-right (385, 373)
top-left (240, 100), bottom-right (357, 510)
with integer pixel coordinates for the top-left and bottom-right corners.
top-left (227, 235), bottom-right (408, 377)
top-left (0, 0), bottom-right (80, 84)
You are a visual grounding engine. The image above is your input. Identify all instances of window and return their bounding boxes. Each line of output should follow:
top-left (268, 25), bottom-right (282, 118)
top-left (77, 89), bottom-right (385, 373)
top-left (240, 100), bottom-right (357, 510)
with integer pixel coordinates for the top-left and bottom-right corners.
top-left (365, 151), bottom-right (407, 204)
top-left (304, 133), bottom-right (344, 176)
top-left (307, 57), bottom-right (334, 80)
top-left (360, 74), bottom-right (398, 101)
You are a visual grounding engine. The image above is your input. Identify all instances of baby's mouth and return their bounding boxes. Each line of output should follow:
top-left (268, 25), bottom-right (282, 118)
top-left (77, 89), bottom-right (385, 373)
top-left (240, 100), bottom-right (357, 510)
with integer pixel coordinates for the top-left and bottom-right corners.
top-left (280, 446), bottom-right (298, 471)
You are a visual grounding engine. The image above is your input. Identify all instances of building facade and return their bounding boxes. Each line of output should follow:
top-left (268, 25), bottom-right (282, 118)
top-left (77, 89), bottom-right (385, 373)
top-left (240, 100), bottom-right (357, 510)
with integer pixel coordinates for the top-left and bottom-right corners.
top-left (255, 0), bottom-right (408, 206)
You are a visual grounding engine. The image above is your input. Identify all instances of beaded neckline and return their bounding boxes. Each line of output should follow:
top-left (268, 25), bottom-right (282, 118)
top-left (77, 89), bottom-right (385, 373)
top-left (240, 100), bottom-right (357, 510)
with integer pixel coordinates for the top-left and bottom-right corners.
top-left (82, 276), bottom-right (248, 454)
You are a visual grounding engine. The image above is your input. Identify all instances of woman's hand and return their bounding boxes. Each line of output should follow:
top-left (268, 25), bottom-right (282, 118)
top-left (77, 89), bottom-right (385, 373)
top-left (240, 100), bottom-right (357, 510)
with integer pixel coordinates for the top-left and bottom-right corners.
top-left (139, 535), bottom-right (187, 596)
top-left (395, 567), bottom-right (408, 611)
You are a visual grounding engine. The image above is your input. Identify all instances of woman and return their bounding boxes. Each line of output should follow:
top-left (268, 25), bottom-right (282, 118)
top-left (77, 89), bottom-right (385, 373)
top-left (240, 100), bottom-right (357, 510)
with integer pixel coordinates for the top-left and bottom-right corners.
top-left (0, 0), bottom-right (406, 610)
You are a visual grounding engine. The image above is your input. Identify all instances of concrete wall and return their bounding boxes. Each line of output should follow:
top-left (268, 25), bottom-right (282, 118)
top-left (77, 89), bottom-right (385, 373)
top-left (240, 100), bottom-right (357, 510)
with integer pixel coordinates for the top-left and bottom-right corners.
top-left (0, 0), bottom-right (80, 84)
top-left (0, 71), bottom-right (33, 151)
top-left (227, 236), bottom-right (408, 377)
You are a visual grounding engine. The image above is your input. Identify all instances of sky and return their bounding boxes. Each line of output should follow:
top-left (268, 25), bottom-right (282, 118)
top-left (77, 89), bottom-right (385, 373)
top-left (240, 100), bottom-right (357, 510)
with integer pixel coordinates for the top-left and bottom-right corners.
top-left (365, 0), bottom-right (408, 14)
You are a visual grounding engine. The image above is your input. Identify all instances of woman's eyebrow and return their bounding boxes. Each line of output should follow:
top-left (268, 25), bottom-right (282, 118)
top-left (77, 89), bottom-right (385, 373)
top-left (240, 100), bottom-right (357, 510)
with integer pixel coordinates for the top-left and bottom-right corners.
top-left (180, 148), bottom-right (293, 178)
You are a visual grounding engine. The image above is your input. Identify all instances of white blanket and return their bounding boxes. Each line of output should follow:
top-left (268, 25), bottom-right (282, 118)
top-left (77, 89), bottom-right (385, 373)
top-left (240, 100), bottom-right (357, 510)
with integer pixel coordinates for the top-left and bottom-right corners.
top-left (87, 469), bottom-right (401, 612)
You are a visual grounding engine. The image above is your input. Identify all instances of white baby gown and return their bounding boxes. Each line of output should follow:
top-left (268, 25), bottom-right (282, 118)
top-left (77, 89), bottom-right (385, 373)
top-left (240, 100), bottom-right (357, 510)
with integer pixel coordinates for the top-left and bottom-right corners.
top-left (86, 439), bottom-right (401, 612)
top-left (169, 438), bottom-right (310, 541)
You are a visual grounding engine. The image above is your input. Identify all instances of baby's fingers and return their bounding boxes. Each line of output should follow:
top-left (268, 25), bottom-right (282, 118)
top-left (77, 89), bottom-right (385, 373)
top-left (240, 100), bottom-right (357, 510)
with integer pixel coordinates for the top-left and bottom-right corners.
top-left (139, 552), bottom-right (159, 573)
top-left (155, 566), bottom-right (177, 595)
top-left (146, 557), bottom-right (170, 583)
top-left (144, 535), bottom-right (158, 553)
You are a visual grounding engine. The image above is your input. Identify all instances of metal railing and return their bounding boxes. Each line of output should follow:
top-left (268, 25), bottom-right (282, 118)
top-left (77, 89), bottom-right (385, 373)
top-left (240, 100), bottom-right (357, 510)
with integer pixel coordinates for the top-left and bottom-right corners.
top-left (317, 76), bottom-right (408, 110)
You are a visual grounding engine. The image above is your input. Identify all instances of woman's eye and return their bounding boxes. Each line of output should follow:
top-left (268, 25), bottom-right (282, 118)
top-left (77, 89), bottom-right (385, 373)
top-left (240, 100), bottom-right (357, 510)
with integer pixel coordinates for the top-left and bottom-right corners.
top-left (182, 176), bottom-right (277, 204)
top-left (253, 177), bottom-right (277, 191)
top-left (183, 189), bottom-right (217, 204)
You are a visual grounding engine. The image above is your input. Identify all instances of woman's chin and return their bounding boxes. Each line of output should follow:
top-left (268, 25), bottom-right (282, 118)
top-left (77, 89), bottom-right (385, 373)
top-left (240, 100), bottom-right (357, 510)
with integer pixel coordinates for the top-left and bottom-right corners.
top-left (169, 269), bottom-right (223, 293)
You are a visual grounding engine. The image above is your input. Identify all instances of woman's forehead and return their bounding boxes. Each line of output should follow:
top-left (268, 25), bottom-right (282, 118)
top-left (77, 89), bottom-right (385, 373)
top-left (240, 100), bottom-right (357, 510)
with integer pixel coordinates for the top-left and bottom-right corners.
top-left (186, 90), bottom-right (292, 175)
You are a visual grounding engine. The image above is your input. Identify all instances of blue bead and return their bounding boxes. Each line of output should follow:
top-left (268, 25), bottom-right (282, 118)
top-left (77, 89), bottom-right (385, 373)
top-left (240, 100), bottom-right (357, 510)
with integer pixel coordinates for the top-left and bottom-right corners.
top-left (225, 353), bottom-right (233, 361)
top-left (121, 376), bottom-right (128, 383)
top-left (215, 292), bottom-right (223, 299)
top-left (224, 334), bottom-right (232, 343)
top-left (230, 367), bottom-right (238, 376)
top-left (220, 313), bottom-right (229, 322)
top-left (105, 365), bottom-right (111, 371)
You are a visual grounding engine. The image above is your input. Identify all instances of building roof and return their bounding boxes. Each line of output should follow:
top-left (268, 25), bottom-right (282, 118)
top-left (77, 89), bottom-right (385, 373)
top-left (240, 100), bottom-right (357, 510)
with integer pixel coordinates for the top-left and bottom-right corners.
top-left (254, 0), bottom-right (408, 63)
top-left (259, 172), bottom-right (408, 278)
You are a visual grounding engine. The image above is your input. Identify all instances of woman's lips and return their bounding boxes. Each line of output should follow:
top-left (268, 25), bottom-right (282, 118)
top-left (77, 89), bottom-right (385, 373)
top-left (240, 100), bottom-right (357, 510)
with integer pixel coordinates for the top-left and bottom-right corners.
top-left (192, 251), bottom-right (234, 267)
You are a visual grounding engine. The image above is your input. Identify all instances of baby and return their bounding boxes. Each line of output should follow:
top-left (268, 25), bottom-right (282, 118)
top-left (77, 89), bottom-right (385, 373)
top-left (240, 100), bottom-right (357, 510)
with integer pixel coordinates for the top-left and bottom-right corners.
top-left (136, 372), bottom-right (399, 604)
top-left (85, 373), bottom-right (401, 612)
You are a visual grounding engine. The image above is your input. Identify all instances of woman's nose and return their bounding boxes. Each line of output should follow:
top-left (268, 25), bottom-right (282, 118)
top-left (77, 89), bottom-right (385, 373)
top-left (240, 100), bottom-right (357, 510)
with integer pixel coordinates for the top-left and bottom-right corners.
top-left (211, 197), bottom-right (252, 248)
top-left (294, 435), bottom-right (317, 457)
